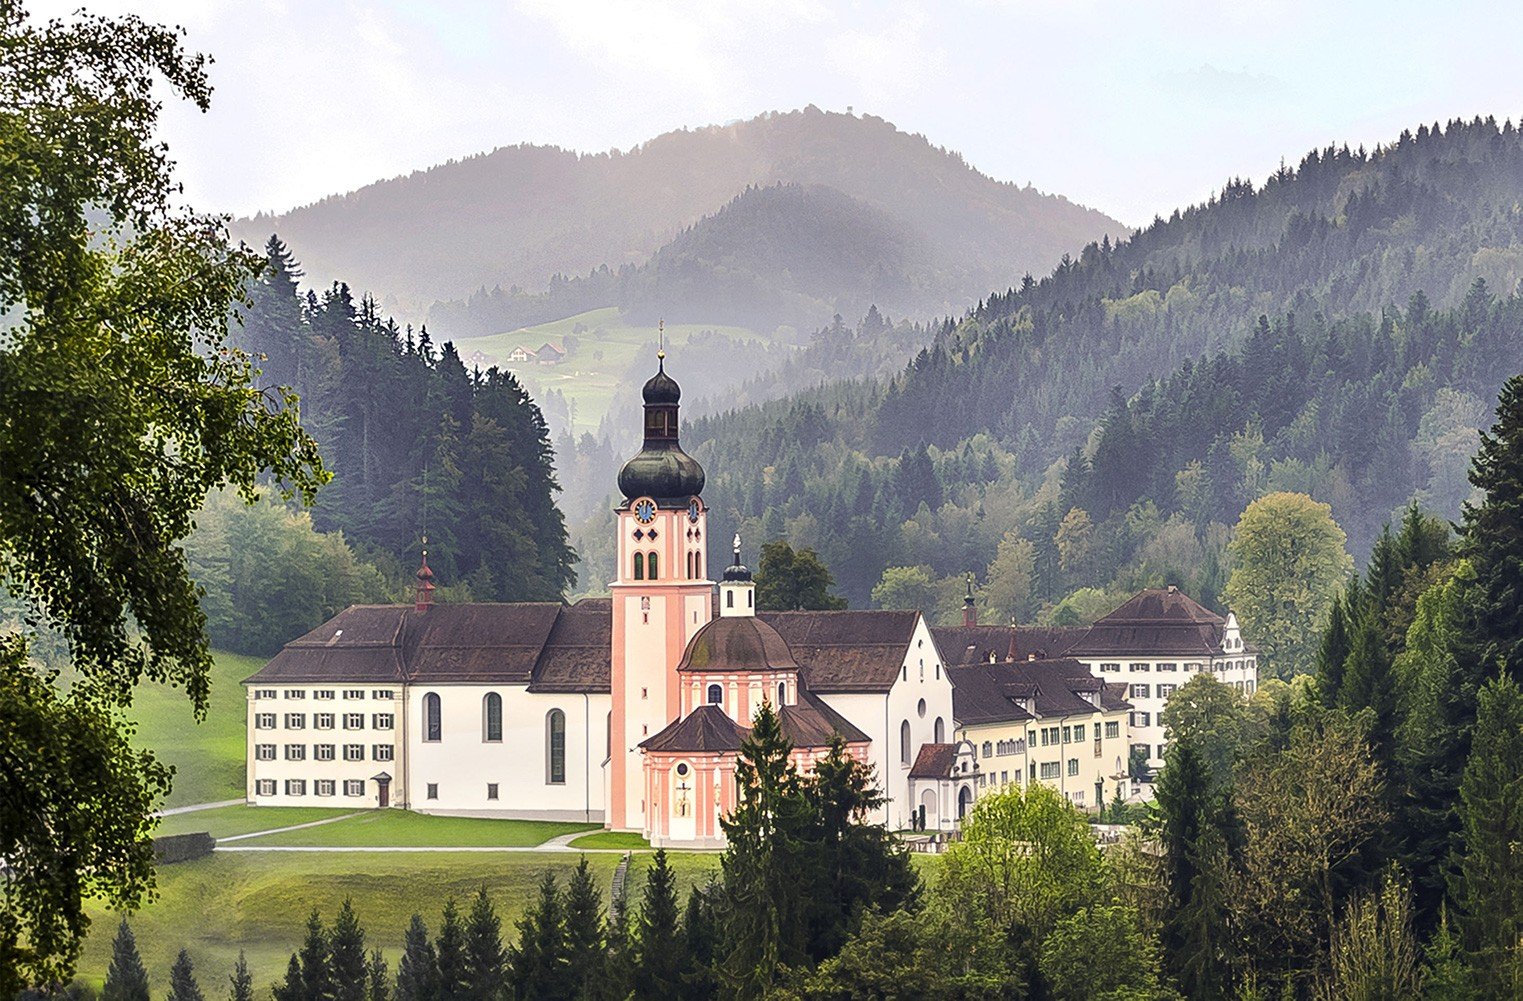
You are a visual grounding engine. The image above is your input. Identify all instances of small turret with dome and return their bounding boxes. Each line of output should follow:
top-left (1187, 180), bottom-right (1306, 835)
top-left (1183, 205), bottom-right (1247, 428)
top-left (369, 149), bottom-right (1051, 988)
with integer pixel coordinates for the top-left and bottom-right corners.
top-left (616, 344), bottom-right (706, 505)
top-left (719, 534), bottom-right (755, 616)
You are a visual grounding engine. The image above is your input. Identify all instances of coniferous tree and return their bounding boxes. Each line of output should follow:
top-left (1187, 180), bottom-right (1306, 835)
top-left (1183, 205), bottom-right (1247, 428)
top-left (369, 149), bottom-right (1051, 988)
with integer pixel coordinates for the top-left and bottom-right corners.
top-left (595, 882), bottom-right (633, 1001)
top-left (166, 950), bottom-right (204, 1001)
top-left (461, 888), bottom-right (505, 1001)
top-left (228, 952), bottom-right (252, 1001)
top-left (678, 886), bottom-right (719, 1001)
top-left (366, 952), bottom-right (388, 1001)
top-left (102, 920), bottom-right (149, 1001)
top-left (394, 915), bottom-right (438, 1001)
top-left (560, 858), bottom-right (604, 999)
top-left (509, 873), bottom-right (571, 1001)
top-left (632, 851), bottom-right (683, 998)
top-left (1454, 675), bottom-right (1523, 997)
top-left (1461, 374), bottom-right (1523, 678)
top-left (297, 910), bottom-right (332, 1001)
top-left (433, 901), bottom-right (467, 1001)
top-left (330, 900), bottom-right (367, 1001)
top-left (273, 956), bottom-right (304, 1001)
top-left (1316, 588), bottom-right (1354, 706)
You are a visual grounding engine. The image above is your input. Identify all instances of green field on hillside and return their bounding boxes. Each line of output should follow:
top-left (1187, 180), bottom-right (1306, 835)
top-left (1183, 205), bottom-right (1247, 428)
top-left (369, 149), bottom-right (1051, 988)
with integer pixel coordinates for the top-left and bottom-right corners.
top-left (464, 308), bottom-right (761, 435)
top-left (231, 810), bottom-right (599, 847)
top-left (78, 851), bottom-right (724, 989)
top-left (155, 805), bottom-right (355, 839)
top-left (131, 650), bottom-right (258, 808)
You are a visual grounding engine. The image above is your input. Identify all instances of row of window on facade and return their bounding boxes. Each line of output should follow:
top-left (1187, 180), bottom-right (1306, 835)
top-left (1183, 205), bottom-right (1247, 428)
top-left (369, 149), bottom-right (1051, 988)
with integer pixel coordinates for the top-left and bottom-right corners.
top-left (702, 681), bottom-right (787, 707)
top-left (255, 712), bottom-right (392, 730)
top-left (1097, 661), bottom-right (1252, 673)
top-left (420, 694), bottom-right (566, 784)
top-left (629, 551), bottom-right (706, 581)
top-left (898, 716), bottom-right (947, 763)
top-left (253, 688), bottom-right (394, 700)
top-left (257, 778), bottom-right (371, 797)
top-left (254, 743), bottom-right (393, 762)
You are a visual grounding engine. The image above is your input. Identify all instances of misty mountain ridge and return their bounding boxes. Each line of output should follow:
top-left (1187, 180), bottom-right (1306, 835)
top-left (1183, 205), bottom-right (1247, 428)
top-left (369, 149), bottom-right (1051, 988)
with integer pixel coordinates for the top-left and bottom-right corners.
top-left (232, 106), bottom-right (1127, 330)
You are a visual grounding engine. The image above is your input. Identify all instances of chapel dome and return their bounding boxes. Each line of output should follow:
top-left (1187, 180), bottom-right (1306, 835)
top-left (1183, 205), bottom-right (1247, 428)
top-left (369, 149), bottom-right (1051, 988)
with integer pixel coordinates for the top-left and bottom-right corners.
top-left (678, 616), bottom-right (798, 674)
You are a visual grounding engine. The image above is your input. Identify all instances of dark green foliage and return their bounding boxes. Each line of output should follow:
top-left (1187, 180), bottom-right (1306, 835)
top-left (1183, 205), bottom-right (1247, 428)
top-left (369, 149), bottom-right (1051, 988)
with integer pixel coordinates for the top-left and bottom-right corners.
top-left (1420, 909), bottom-right (1477, 1001)
top-left (166, 950), bottom-right (204, 1001)
top-left (596, 881), bottom-right (633, 1001)
top-left (433, 900), bottom-right (467, 1001)
top-left (297, 910), bottom-right (332, 1001)
top-left (754, 541), bottom-right (847, 611)
top-left (1461, 374), bottom-right (1523, 678)
top-left (273, 956), bottom-right (304, 1001)
top-left (1453, 676), bottom-right (1523, 996)
top-left (1316, 588), bottom-right (1355, 706)
top-left (329, 900), bottom-right (366, 1001)
top-left (632, 851), bottom-right (683, 998)
top-left (101, 920), bottom-right (149, 1001)
top-left (678, 886), bottom-right (719, 1001)
top-left (394, 915), bottom-right (438, 1001)
top-left (366, 952), bottom-right (387, 1001)
top-left (461, 888), bottom-right (505, 1001)
top-left (508, 874), bottom-right (571, 1001)
top-left (560, 859), bottom-right (604, 999)
top-left (228, 951), bottom-right (252, 1001)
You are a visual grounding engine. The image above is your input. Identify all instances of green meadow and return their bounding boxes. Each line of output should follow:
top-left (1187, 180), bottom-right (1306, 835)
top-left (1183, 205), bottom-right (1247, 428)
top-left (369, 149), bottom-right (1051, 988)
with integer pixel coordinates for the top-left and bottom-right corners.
top-left (229, 810), bottom-right (599, 848)
top-left (131, 650), bottom-right (259, 809)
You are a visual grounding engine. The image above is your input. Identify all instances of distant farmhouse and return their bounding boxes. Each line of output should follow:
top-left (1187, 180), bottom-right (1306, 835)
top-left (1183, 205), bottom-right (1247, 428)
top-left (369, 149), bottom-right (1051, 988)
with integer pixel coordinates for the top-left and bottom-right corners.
top-left (503, 341), bottom-right (565, 366)
top-left (243, 354), bottom-right (1257, 845)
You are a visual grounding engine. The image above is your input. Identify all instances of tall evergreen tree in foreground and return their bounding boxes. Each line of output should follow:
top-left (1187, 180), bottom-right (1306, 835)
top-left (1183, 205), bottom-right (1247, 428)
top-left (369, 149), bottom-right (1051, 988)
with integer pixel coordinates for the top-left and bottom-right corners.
top-left (462, 887), bottom-right (505, 1001)
top-left (1462, 373), bottom-right (1523, 679)
top-left (102, 920), bottom-right (149, 1001)
top-left (366, 952), bottom-right (388, 1001)
top-left (434, 899), bottom-right (467, 1001)
top-left (227, 951), bottom-right (252, 1001)
top-left (330, 899), bottom-right (367, 1001)
top-left (509, 873), bottom-right (571, 1000)
top-left (561, 858), bottom-right (604, 999)
top-left (394, 915), bottom-right (438, 1001)
top-left (632, 851), bottom-right (683, 998)
top-left (298, 910), bottom-right (332, 1001)
top-left (166, 949), bottom-right (205, 1001)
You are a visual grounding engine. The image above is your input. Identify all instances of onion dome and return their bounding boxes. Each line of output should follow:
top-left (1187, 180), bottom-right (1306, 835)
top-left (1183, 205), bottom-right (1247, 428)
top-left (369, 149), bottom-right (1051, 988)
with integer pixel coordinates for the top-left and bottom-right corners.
top-left (617, 352), bottom-right (706, 503)
top-left (722, 533), bottom-right (752, 582)
top-left (678, 615), bottom-right (798, 673)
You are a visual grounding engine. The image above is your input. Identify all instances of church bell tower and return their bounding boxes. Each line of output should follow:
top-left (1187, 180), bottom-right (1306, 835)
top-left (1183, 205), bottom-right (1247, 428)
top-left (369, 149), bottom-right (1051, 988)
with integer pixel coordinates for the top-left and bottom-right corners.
top-left (608, 348), bottom-right (712, 830)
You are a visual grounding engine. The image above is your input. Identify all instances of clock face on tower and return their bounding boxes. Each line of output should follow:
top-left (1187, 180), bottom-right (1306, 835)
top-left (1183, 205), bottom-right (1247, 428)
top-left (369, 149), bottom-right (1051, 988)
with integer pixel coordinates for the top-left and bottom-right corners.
top-left (634, 499), bottom-right (656, 524)
top-left (687, 499), bottom-right (701, 523)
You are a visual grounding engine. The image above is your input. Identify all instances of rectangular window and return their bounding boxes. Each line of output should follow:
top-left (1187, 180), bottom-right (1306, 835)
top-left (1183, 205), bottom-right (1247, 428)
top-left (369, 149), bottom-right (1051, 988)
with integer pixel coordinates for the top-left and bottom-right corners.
top-left (255, 713), bottom-right (276, 729)
top-left (256, 779), bottom-right (276, 796)
top-left (344, 780), bottom-right (365, 797)
top-left (426, 783), bottom-right (439, 800)
top-left (1073, 724), bottom-right (1085, 741)
top-left (1039, 761), bottom-right (1060, 780)
top-left (315, 779), bottom-right (336, 797)
top-left (1062, 726), bottom-right (1072, 743)
top-left (284, 744), bottom-right (306, 761)
top-left (1158, 662), bottom-right (1178, 672)
top-left (344, 690), bottom-right (366, 700)
top-left (1067, 758), bottom-right (1079, 776)
top-left (284, 779), bottom-right (306, 796)
top-left (373, 689), bottom-right (394, 700)
top-left (315, 713), bottom-right (335, 730)
top-left (1158, 684), bottom-right (1177, 698)
top-left (254, 689), bottom-right (277, 699)
top-left (255, 744), bottom-right (276, 761)
top-left (1130, 662), bottom-right (1150, 672)
top-left (1137, 712), bottom-right (1151, 727)
top-left (344, 713), bottom-right (365, 730)
top-left (344, 744), bottom-right (365, 762)
top-left (315, 744), bottom-right (335, 761)
top-left (487, 783), bottom-right (499, 800)
top-left (1105, 721), bottom-right (1120, 739)
top-left (1073, 791), bottom-right (1085, 805)
top-left (284, 690), bottom-right (306, 699)
top-left (1132, 743), bottom-right (1151, 762)
top-left (1027, 730), bottom-right (1037, 747)
top-left (284, 713), bottom-right (306, 729)
top-left (314, 690), bottom-right (335, 700)
top-left (373, 744), bottom-right (394, 762)
top-left (1130, 684), bottom-right (1151, 699)
top-left (1185, 662), bottom-right (1203, 673)
top-left (1100, 662), bottom-right (1120, 673)
top-left (372, 713), bottom-right (394, 730)
top-left (1158, 741), bottom-right (1169, 758)
top-left (1029, 763), bottom-right (1037, 780)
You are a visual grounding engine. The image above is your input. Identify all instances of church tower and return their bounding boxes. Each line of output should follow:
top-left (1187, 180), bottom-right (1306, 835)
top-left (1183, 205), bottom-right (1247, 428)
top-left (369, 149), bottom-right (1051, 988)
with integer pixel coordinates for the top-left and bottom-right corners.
top-left (608, 350), bottom-right (713, 831)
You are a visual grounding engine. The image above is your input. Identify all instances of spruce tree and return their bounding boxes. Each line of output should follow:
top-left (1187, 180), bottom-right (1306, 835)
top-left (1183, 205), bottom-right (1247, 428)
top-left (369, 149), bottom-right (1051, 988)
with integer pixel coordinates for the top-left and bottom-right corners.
top-left (678, 886), bottom-right (719, 1001)
top-left (632, 851), bottom-right (683, 998)
top-left (228, 951), bottom-right (252, 1001)
top-left (272, 955), bottom-right (304, 1001)
top-left (166, 950), bottom-right (204, 1001)
top-left (1316, 589), bottom-right (1354, 707)
top-left (394, 915), bottom-right (438, 1001)
top-left (1461, 373), bottom-right (1523, 678)
top-left (561, 858), bottom-right (604, 998)
top-left (596, 882), bottom-right (633, 1001)
top-left (1454, 675), bottom-right (1523, 997)
top-left (366, 952), bottom-right (388, 1001)
top-left (297, 910), bottom-right (332, 1001)
top-left (1421, 907), bottom-right (1477, 1001)
top-left (461, 888), bottom-right (505, 1001)
top-left (433, 900), bottom-right (467, 1001)
top-left (102, 920), bottom-right (150, 1001)
top-left (508, 872), bottom-right (571, 1000)
top-left (330, 900), bottom-right (367, 1001)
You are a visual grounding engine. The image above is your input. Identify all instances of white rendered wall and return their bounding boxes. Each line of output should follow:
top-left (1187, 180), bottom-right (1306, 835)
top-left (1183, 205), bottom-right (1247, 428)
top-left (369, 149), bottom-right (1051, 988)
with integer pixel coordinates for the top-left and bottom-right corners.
top-left (246, 685), bottom-right (403, 808)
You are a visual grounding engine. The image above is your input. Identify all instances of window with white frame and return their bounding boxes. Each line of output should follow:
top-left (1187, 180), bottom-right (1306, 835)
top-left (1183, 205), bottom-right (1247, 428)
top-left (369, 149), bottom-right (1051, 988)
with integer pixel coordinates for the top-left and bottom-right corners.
top-left (1130, 684), bottom-right (1151, 699)
top-left (344, 780), bottom-right (365, 797)
top-left (1158, 662), bottom-right (1178, 672)
top-left (316, 713), bottom-right (335, 729)
top-left (284, 779), bottom-right (306, 796)
top-left (1073, 724), bottom-right (1086, 741)
top-left (255, 713), bottom-right (276, 729)
top-left (284, 713), bottom-right (306, 729)
top-left (255, 744), bottom-right (276, 761)
top-left (373, 713), bottom-right (394, 730)
top-left (487, 783), bottom-right (499, 800)
top-left (254, 689), bottom-right (277, 699)
top-left (344, 713), bottom-right (365, 730)
top-left (315, 744), bottom-right (335, 761)
top-left (373, 745), bottom-right (394, 761)
top-left (1105, 721), bottom-right (1120, 739)
top-left (284, 744), bottom-right (305, 761)
top-left (1158, 684), bottom-right (1177, 698)
top-left (1100, 662), bottom-right (1120, 672)
top-left (314, 690), bottom-right (335, 700)
top-left (256, 779), bottom-right (276, 796)
top-left (1130, 662), bottom-right (1149, 672)
top-left (284, 690), bottom-right (306, 699)
top-left (315, 780), bottom-right (336, 797)
top-left (344, 744), bottom-right (364, 762)
top-left (373, 690), bottom-right (394, 699)
top-left (1039, 761), bottom-right (1060, 779)
top-left (1185, 662), bottom-right (1203, 672)
top-left (1067, 758), bottom-right (1079, 776)
top-left (344, 689), bottom-right (366, 699)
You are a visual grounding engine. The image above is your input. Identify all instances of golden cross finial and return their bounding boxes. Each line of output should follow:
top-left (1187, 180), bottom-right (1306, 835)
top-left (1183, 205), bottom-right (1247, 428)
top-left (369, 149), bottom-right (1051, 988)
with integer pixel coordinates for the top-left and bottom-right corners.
top-left (657, 319), bottom-right (665, 360)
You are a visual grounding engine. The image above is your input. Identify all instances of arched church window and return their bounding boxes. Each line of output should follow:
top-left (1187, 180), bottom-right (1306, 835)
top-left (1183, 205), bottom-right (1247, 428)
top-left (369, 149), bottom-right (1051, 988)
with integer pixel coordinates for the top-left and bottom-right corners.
top-left (687, 551), bottom-right (694, 578)
top-left (726, 590), bottom-right (734, 608)
top-left (423, 693), bottom-right (441, 742)
top-left (900, 720), bottom-right (911, 764)
top-left (695, 553), bottom-right (702, 578)
top-left (934, 717), bottom-right (946, 743)
top-left (633, 552), bottom-right (645, 580)
top-left (648, 552), bottom-right (659, 579)
top-left (546, 709), bottom-right (566, 784)
top-left (483, 693), bottom-right (502, 742)
top-left (707, 684), bottom-right (723, 705)
top-left (777, 682), bottom-right (786, 705)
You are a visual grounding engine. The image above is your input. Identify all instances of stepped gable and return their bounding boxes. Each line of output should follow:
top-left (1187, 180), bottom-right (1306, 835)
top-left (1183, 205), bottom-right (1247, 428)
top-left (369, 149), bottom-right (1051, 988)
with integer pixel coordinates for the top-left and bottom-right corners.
top-left (759, 609), bottom-right (921, 692)
top-left (678, 615), bottom-right (798, 673)
top-left (931, 624), bottom-right (1086, 666)
top-left (1065, 586), bottom-right (1227, 658)
top-left (247, 599), bottom-right (615, 690)
top-left (908, 743), bottom-right (957, 779)
top-left (641, 705), bottom-right (748, 753)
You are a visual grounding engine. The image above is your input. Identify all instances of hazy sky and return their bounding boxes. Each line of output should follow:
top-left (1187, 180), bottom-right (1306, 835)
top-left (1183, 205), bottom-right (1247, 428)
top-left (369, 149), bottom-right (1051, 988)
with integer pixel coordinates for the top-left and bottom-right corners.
top-left (31, 1), bottom-right (1523, 226)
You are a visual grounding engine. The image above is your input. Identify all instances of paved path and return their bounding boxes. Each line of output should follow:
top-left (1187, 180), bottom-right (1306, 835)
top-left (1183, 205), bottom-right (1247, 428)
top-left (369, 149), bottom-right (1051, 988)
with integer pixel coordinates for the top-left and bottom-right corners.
top-left (218, 812), bottom-right (363, 843)
top-left (536, 830), bottom-right (592, 849)
top-left (155, 798), bottom-right (243, 817)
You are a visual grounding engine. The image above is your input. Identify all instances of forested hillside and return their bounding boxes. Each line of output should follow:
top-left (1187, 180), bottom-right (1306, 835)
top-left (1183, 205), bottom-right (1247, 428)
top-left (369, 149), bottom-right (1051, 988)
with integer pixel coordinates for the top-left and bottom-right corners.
top-left (673, 116), bottom-right (1523, 617)
top-left (233, 107), bottom-right (1125, 324)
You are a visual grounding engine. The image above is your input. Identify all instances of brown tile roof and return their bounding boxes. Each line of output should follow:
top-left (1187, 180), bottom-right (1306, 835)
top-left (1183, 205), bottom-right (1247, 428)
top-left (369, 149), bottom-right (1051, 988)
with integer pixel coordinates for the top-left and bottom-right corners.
top-left (782, 691), bottom-right (870, 746)
top-left (246, 599), bottom-right (612, 692)
top-left (759, 610), bottom-right (921, 692)
top-left (678, 616), bottom-right (798, 674)
top-left (951, 658), bottom-right (1130, 725)
top-left (908, 743), bottom-right (957, 779)
top-left (931, 625), bottom-right (1087, 666)
top-left (641, 705), bottom-right (748, 753)
top-left (949, 663), bottom-right (1036, 726)
top-left (1065, 587), bottom-right (1227, 658)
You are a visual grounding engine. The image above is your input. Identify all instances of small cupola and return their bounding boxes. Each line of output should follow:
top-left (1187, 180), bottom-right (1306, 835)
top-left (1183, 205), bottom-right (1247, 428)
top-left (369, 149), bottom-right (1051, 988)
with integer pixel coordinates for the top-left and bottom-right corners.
top-left (719, 534), bottom-right (755, 618)
top-left (414, 539), bottom-right (436, 612)
top-left (962, 573), bottom-right (977, 627)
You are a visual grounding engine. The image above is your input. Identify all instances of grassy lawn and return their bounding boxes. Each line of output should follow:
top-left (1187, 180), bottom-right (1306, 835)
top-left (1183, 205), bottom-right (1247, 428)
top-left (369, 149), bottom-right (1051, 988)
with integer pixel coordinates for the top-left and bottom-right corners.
top-left (78, 851), bottom-right (722, 990)
top-left (466, 308), bottom-right (762, 435)
top-left (154, 805), bottom-right (356, 840)
top-left (235, 810), bottom-right (599, 848)
top-left (129, 650), bottom-right (259, 808)
top-left (568, 831), bottom-right (649, 850)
